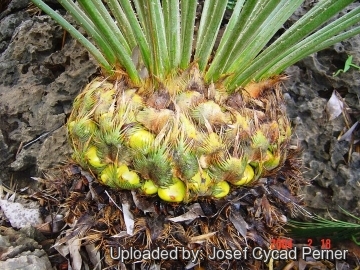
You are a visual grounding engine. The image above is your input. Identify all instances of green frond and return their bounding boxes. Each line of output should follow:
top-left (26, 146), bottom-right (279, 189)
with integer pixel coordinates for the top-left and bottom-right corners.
top-left (32, 0), bottom-right (360, 90)
top-left (137, 0), bottom-right (170, 78)
top-left (222, 0), bottom-right (304, 88)
top-left (251, 130), bottom-right (270, 151)
top-left (106, 0), bottom-right (136, 49)
top-left (118, 0), bottom-right (151, 70)
top-left (58, 0), bottom-right (117, 68)
top-left (254, 1), bottom-right (360, 82)
top-left (133, 144), bottom-right (173, 187)
top-left (179, 0), bottom-right (197, 69)
top-left (99, 125), bottom-right (124, 148)
top-left (226, 0), bottom-right (238, 10)
top-left (172, 138), bottom-right (199, 181)
top-left (163, 0), bottom-right (181, 69)
top-left (199, 133), bottom-right (226, 156)
top-left (68, 117), bottom-right (98, 142)
top-left (226, 0), bottom-right (360, 87)
top-left (194, 0), bottom-right (228, 71)
top-left (288, 207), bottom-right (360, 244)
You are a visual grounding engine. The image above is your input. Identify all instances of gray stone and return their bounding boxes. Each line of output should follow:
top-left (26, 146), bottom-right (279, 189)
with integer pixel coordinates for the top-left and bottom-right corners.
top-left (37, 126), bottom-right (73, 173)
top-left (0, 12), bottom-right (29, 44)
top-left (0, 14), bottom-right (97, 184)
top-left (0, 226), bottom-right (52, 269)
top-left (0, 252), bottom-right (52, 270)
top-left (0, 129), bottom-right (10, 164)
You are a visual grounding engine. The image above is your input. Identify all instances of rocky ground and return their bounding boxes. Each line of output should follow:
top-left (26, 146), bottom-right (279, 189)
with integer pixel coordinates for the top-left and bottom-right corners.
top-left (0, 0), bottom-right (359, 269)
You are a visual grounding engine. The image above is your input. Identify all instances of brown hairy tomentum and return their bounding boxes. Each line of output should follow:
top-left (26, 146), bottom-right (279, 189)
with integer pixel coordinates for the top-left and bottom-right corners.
top-left (47, 158), bottom-right (303, 269)
top-left (67, 65), bottom-right (291, 202)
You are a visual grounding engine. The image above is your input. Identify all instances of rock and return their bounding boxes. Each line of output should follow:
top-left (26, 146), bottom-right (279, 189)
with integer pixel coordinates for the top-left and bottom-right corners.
top-left (0, 227), bottom-right (52, 270)
top-left (0, 253), bottom-right (52, 270)
top-left (0, 0), bottom-right (29, 20)
top-left (37, 126), bottom-right (72, 173)
top-left (0, 13), bottom-right (97, 185)
top-left (0, 196), bottom-right (43, 229)
top-left (0, 11), bottom-right (29, 52)
top-left (283, 17), bottom-right (360, 217)
top-left (0, 129), bottom-right (10, 164)
top-left (330, 139), bottom-right (348, 169)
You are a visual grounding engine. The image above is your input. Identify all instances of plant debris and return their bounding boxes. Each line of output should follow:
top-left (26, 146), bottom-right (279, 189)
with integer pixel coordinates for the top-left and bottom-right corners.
top-left (26, 144), bottom-right (306, 269)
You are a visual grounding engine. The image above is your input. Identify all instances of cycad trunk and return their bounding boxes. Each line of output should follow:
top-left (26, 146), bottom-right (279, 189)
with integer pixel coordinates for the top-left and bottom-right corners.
top-left (57, 71), bottom-right (303, 268)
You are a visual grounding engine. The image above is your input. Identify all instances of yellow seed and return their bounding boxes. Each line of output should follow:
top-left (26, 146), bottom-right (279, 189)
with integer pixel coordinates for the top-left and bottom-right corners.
top-left (99, 165), bottom-right (117, 188)
top-left (233, 164), bottom-right (255, 186)
top-left (116, 164), bottom-right (129, 178)
top-left (100, 172), bottom-right (109, 184)
top-left (141, 180), bottom-right (158, 195)
top-left (157, 179), bottom-right (186, 202)
top-left (85, 146), bottom-right (105, 168)
top-left (212, 181), bottom-right (230, 198)
top-left (263, 150), bottom-right (281, 170)
top-left (188, 171), bottom-right (212, 195)
top-left (121, 171), bottom-right (140, 186)
top-left (180, 114), bottom-right (198, 139)
top-left (128, 129), bottom-right (155, 153)
top-left (123, 89), bottom-right (143, 109)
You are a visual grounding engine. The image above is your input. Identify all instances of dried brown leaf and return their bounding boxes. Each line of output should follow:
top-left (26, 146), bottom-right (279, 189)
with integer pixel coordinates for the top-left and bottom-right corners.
top-left (326, 90), bottom-right (343, 121)
top-left (168, 203), bottom-right (204, 223)
top-left (189, 232), bottom-right (217, 243)
top-left (339, 121), bottom-right (358, 142)
top-left (69, 238), bottom-right (83, 270)
top-left (229, 205), bottom-right (248, 241)
top-left (85, 243), bottom-right (101, 270)
top-left (122, 202), bottom-right (134, 236)
top-left (54, 213), bottom-right (93, 246)
top-left (131, 191), bottom-right (155, 213)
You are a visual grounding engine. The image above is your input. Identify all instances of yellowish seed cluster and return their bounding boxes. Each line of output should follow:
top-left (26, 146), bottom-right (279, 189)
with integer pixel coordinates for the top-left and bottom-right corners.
top-left (68, 74), bottom-right (290, 203)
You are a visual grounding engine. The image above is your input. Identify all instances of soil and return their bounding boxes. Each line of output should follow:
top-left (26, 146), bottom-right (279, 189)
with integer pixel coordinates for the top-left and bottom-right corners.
top-left (0, 0), bottom-right (360, 269)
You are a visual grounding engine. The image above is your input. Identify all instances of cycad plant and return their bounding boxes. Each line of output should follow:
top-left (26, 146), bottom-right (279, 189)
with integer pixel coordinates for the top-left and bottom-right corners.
top-left (30, 0), bottom-right (360, 267)
top-left (31, 0), bottom-right (360, 202)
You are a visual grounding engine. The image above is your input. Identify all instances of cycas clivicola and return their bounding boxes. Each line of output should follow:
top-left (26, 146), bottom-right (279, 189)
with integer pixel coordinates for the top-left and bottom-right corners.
top-left (30, 0), bottom-right (360, 202)
top-left (30, 0), bottom-right (360, 268)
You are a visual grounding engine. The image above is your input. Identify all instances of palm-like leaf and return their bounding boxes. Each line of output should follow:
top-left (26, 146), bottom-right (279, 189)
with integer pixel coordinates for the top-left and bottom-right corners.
top-left (31, 0), bottom-right (360, 90)
top-left (288, 207), bottom-right (360, 244)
